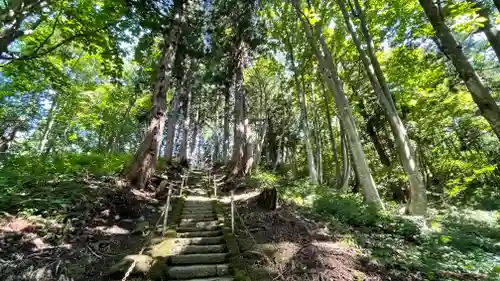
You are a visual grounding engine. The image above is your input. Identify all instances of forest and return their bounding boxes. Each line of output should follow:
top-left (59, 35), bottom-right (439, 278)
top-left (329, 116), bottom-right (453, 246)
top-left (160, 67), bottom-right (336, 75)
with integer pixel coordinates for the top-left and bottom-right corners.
top-left (0, 0), bottom-right (499, 280)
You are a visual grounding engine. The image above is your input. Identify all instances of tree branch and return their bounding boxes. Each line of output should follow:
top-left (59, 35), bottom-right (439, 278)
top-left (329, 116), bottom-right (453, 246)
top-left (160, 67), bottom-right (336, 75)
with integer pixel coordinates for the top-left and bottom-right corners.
top-left (32, 9), bottom-right (62, 55)
top-left (0, 21), bottom-right (117, 65)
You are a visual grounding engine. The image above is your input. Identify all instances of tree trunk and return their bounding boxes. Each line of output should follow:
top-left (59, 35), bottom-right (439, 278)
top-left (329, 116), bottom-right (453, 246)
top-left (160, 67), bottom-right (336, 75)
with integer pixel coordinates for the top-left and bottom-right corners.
top-left (320, 80), bottom-right (341, 185)
top-left (243, 121), bottom-right (254, 175)
top-left (291, 0), bottom-right (383, 208)
top-left (472, 0), bottom-right (500, 62)
top-left (253, 121), bottom-right (267, 168)
top-left (341, 0), bottom-right (426, 214)
top-left (110, 93), bottom-right (138, 153)
top-left (229, 41), bottom-right (248, 176)
top-left (0, 125), bottom-right (19, 160)
top-left (189, 109), bottom-right (200, 161)
top-left (290, 143), bottom-right (298, 178)
top-left (222, 82), bottom-right (231, 164)
top-left (310, 81), bottom-right (323, 184)
top-left (340, 124), bottom-right (351, 191)
top-left (179, 71), bottom-right (192, 163)
top-left (164, 83), bottom-right (183, 163)
top-left (285, 35), bottom-right (318, 184)
top-left (39, 98), bottom-right (58, 153)
top-left (419, 0), bottom-right (500, 142)
top-left (126, 0), bottom-right (183, 188)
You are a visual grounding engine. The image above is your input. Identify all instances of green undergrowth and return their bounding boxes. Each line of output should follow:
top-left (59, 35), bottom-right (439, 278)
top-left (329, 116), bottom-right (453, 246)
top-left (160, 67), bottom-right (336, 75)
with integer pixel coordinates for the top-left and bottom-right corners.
top-left (248, 170), bottom-right (500, 280)
top-left (0, 152), bottom-right (130, 216)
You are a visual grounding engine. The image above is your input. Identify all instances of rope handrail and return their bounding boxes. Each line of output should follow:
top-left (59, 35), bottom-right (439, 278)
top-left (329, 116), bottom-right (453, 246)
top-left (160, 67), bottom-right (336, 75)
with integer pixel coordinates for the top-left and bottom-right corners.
top-left (120, 195), bottom-right (169, 281)
top-left (121, 168), bottom-right (189, 281)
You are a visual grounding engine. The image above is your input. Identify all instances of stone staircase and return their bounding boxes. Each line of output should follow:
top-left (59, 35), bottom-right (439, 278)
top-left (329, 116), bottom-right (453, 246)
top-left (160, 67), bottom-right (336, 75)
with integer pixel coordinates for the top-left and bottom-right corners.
top-left (164, 173), bottom-right (233, 281)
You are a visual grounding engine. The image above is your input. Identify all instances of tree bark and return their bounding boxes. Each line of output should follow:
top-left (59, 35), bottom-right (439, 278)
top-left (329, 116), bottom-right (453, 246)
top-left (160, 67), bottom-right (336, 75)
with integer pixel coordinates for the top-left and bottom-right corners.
top-left (38, 97), bottom-right (58, 153)
top-left (472, 0), bottom-right (500, 62)
top-left (253, 121), bottom-right (267, 168)
top-left (179, 62), bottom-right (193, 163)
top-left (291, 0), bottom-right (383, 208)
top-left (320, 80), bottom-right (341, 186)
top-left (189, 108), bottom-right (200, 161)
top-left (126, 0), bottom-right (183, 188)
top-left (285, 34), bottom-right (318, 185)
top-left (0, 125), bottom-right (20, 160)
top-left (229, 40), bottom-right (248, 176)
top-left (340, 124), bottom-right (351, 191)
top-left (164, 80), bottom-right (183, 163)
top-left (222, 82), bottom-right (231, 164)
top-left (342, 0), bottom-right (426, 214)
top-left (419, 0), bottom-right (500, 142)
top-left (310, 80), bottom-right (323, 184)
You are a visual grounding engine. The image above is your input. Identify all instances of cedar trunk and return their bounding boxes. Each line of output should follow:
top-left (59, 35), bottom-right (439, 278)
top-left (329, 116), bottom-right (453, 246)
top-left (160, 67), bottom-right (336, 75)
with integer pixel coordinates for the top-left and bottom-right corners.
top-left (126, 1), bottom-right (182, 188)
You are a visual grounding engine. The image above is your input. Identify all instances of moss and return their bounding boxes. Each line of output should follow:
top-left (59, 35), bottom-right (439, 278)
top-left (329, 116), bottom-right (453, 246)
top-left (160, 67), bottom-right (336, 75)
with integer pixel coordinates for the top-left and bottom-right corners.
top-left (148, 238), bottom-right (176, 258)
top-left (147, 257), bottom-right (169, 281)
top-left (170, 197), bottom-right (185, 226)
top-left (224, 231), bottom-right (240, 257)
top-left (164, 229), bottom-right (177, 238)
top-left (233, 269), bottom-right (251, 281)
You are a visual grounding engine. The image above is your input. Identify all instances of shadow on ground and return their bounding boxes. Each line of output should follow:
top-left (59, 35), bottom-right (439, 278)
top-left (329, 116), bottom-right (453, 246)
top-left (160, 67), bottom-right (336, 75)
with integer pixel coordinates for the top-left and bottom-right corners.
top-left (227, 186), bottom-right (498, 281)
top-left (0, 173), bottom-right (174, 281)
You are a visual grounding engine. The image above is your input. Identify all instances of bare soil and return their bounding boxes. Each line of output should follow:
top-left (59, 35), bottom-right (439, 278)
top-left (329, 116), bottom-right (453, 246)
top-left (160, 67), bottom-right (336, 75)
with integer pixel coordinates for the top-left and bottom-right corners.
top-left (233, 192), bottom-right (425, 281)
top-left (0, 175), bottom-right (165, 281)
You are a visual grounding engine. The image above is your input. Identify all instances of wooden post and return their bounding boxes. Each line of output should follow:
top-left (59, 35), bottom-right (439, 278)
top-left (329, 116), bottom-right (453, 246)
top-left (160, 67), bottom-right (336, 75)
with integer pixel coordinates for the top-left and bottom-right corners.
top-left (213, 175), bottom-right (217, 198)
top-left (180, 176), bottom-right (185, 197)
top-left (162, 185), bottom-right (173, 236)
top-left (231, 190), bottom-right (235, 234)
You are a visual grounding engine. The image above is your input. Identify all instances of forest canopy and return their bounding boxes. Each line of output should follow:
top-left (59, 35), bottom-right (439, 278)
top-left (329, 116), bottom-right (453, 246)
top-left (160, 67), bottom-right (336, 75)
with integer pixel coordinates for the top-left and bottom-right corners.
top-left (0, 0), bottom-right (499, 279)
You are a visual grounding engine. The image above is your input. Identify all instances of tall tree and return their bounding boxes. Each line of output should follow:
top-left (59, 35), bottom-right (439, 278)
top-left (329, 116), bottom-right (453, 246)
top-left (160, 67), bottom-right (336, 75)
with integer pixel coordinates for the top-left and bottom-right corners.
top-left (126, 0), bottom-right (184, 188)
top-left (291, 0), bottom-right (383, 208)
top-left (338, 0), bottom-right (427, 214)
top-left (418, 0), bottom-right (500, 142)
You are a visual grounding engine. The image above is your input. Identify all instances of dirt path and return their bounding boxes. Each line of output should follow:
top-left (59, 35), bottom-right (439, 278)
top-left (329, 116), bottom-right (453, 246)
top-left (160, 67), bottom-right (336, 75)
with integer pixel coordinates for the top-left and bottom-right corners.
top-left (230, 190), bottom-right (424, 281)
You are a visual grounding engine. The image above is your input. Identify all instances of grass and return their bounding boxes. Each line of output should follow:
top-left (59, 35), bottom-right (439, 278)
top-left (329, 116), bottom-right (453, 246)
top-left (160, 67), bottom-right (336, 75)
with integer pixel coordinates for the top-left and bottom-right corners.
top-left (0, 152), bottom-right (129, 216)
top-left (249, 169), bottom-right (500, 280)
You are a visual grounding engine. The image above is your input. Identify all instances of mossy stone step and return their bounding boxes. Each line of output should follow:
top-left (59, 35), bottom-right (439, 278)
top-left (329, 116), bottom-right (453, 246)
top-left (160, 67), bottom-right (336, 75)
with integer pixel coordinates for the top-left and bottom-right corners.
top-left (180, 217), bottom-right (222, 224)
top-left (182, 214), bottom-right (217, 220)
top-left (167, 264), bottom-right (229, 279)
top-left (177, 276), bottom-right (234, 281)
top-left (177, 224), bottom-right (222, 232)
top-left (176, 236), bottom-right (225, 245)
top-left (183, 205), bottom-right (213, 209)
top-left (180, 244), bottom-right (226, 254)
top-left (180, 220), bottom-right (223, 227)
top-left (170, 253), bottom-right (229, 264)
top-left (182, 209), bottom-right (214, 214)
top-left (177, 230), bottom-right (223, 238)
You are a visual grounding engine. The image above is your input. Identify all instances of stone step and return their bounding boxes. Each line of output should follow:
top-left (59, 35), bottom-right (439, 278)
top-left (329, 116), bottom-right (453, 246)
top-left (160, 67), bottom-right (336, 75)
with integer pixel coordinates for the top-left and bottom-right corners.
top-left (178, 276), bottom-right (234, 281)
top-left (176, 236), bottom-right (225, 245)
top-left (181, 215), bottom-right (215, 220)
top-left (180, 220), bottom-right (222, 227)
top-left (181, 244), bottom-right (226, 254)
top-left (177, 224), bottom-right (222, 232)
top-left (183, 204), bottom-right (213, 208)
top-left (170, 253), bottom-right (229, 265)
top-left (181, 212), bottom-right (215, 220)
top-left (183, 202), bottom-right (213, 206)
top-left (182, 214), bottom-right (216, 220)
top-left (183, 209), bottom-right (214, 213)
top-left (180, 217), bottom-right (222, 224)
top-left (177, 230), bottom-right (223, 238)
top-left (167, 264), bottom-right (230, 279)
